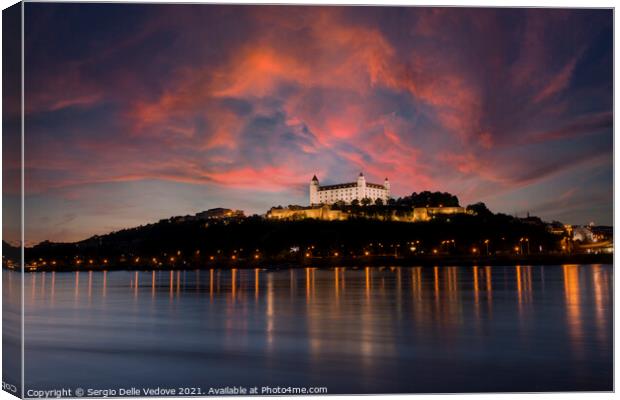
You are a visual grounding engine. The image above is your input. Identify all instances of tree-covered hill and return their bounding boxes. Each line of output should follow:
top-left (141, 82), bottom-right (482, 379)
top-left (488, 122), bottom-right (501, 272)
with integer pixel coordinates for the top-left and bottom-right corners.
top-left (21, 211), bottom-right (564, 268)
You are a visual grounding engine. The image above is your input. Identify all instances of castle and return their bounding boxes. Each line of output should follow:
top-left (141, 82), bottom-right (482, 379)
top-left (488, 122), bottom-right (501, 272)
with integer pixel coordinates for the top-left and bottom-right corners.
top-left (265, 173), bottom-right (468, 221)
top-left (310, 173), bottom-right (390, 205)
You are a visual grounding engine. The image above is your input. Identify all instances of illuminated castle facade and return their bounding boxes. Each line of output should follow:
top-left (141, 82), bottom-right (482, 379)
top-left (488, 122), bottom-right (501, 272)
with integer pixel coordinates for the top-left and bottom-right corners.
top-left (310, 173), bottom-right (390, 205)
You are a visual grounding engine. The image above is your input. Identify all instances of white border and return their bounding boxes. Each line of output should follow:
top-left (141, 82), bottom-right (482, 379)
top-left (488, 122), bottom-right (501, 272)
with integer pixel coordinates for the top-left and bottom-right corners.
top-left (0, 2), bottom-right (616, 400)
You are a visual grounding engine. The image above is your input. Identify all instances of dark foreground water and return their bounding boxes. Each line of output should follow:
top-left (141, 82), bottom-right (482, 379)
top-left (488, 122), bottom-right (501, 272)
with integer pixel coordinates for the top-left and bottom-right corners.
top-left (7, 265), bottom-right (614, 394)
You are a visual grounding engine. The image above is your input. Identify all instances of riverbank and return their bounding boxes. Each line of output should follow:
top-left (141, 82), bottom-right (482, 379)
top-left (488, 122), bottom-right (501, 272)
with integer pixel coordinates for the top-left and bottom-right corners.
top-left (7, 253), bottom-right (613, 272)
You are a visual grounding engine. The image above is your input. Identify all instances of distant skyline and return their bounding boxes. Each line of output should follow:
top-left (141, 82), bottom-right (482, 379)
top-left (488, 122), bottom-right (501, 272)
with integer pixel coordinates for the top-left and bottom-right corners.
top-left (4, 4), bottom-right (613, 244)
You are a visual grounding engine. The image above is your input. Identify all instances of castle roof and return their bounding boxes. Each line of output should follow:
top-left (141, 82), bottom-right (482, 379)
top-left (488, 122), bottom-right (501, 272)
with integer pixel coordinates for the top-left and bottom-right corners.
top-left (318, 182), bottom-right (357, 191)
top-left (317, 181), bottom-right (386, 191)
top-left (313, 173), bottom-right (388, 191)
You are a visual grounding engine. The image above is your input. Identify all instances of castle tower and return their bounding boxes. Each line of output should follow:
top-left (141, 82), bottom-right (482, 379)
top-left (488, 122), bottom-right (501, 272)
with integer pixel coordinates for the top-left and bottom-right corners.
top-left (384, 177), bottom-right (390, 200)
top-left (309, 175), bottom-right (319, 205)
top-left (357, 172), bottom-right (366, 200)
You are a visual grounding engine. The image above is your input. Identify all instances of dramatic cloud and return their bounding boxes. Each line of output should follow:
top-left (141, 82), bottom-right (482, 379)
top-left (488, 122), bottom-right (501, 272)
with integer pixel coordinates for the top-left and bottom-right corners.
top-left (17, 4), bottom-right (613, 243)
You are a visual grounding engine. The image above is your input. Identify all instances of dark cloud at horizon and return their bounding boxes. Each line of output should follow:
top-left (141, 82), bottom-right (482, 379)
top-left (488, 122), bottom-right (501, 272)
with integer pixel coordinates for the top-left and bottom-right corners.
top-left (9, 4), bottom-right (613, 244)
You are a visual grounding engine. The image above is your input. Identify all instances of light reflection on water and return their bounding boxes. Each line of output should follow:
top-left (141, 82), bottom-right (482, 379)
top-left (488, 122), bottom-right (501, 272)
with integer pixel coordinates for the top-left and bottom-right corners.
top-left (7, 264), bottom-right (612, 393)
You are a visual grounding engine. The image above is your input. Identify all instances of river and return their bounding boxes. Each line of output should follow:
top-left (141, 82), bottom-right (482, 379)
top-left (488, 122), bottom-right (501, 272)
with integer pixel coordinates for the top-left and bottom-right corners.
top-left (3, 264), bottom-right (613, 394)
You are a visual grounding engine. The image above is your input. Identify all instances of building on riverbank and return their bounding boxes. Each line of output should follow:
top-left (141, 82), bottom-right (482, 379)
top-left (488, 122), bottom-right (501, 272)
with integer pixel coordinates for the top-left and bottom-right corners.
top-left (195, 208), bottom-right (245, 220)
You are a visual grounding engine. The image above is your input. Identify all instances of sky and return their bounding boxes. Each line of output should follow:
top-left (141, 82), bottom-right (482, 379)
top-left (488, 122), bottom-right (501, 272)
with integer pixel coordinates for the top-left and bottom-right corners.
top-left (4, 4), bottom-right (613, 244)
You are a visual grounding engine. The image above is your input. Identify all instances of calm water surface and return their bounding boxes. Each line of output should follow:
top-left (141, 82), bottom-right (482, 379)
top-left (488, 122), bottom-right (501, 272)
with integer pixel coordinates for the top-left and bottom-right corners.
top-left (8, 265), bottom-right (613, 393)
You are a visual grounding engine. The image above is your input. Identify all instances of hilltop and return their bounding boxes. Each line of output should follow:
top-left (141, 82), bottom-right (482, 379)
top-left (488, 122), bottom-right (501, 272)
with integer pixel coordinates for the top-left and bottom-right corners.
top-left (3, 191), bottom-right (611, 271)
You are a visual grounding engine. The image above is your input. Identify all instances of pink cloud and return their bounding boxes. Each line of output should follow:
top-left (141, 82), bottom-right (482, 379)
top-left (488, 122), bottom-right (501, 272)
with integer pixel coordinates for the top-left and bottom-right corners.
top-left (528, 111), bottom-right (612, 143)
top-left (533, 56), bottom-right (579, 103)
top-left (21, 5), bottom-right (611, 232)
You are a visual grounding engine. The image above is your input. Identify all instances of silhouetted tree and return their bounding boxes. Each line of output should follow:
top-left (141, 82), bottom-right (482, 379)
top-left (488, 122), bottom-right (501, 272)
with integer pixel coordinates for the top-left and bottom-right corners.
top-left (333, 200), bottom-right (346, 210)
top-left (407, 191), bottom-right (460, 207)
top-left (466, 202), bottom-right (493, 217)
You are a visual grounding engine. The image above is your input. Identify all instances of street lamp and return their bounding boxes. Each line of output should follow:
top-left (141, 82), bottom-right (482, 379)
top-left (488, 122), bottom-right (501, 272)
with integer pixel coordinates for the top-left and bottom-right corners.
top-left (525, 238), bottom-right (530, 255)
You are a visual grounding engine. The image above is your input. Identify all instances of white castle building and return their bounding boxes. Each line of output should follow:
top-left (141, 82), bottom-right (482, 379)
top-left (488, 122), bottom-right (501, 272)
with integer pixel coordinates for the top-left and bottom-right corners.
top-left (310, 173), bottom-right (390, 205)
